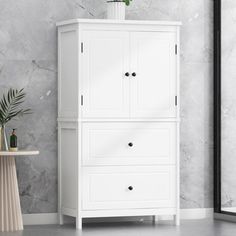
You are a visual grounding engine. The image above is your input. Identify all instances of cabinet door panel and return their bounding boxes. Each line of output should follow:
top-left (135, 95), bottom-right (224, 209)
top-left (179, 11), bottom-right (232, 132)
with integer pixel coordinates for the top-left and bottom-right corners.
top-left (82, 31), bottom-right (129, 118)
top-left (130, 32), bottom-right (177, 118)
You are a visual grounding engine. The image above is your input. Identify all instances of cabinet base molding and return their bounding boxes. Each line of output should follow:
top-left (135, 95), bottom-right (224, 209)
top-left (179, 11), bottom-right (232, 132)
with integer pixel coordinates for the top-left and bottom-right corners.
top-left (81, 208), bottom-right (177, 218)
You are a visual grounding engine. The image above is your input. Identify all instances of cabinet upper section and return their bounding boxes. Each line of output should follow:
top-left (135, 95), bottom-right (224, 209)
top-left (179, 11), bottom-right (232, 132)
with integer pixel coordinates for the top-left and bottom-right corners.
top-left (57, 19), bottom-right (181, 120)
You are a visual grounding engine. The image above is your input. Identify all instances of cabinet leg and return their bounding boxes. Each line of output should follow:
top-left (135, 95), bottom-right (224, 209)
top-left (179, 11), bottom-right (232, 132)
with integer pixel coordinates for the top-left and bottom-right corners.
top-left (76, 217), bottom-right (82, 230)
top-left (174, 214), bottom-right (180, 226)
top-left (152, 215), bottom-right (159, 224)
top-left (59, 214), bottom-right (64, 225)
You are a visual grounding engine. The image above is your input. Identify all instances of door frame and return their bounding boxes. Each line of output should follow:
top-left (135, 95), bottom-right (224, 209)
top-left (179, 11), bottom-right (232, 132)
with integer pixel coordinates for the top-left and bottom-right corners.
top-left (214, 0), bottom-right (236, 220)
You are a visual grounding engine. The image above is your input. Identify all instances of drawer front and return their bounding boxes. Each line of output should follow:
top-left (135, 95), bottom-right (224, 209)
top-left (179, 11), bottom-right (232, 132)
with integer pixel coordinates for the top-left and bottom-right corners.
top-left (82, 166), bottom-right (176, 210)
top-left (82, 123), bottom-right (176, 165)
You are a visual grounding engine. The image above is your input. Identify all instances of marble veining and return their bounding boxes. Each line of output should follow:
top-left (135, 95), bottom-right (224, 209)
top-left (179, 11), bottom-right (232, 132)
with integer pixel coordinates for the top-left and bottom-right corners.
top-left (0, 0), bottom-right (213, 213)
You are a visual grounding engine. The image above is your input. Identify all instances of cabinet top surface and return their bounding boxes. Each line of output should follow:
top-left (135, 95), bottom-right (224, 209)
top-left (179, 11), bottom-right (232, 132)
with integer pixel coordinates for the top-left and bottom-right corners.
top-left (56, 18), bottom-right (182, 27)
top-left (0, 150), bottom-right (39, 156)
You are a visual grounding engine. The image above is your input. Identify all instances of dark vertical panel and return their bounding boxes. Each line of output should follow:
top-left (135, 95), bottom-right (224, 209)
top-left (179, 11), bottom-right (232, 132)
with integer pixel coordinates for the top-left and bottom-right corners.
top-left (214, 0), bottom-right (221, 213)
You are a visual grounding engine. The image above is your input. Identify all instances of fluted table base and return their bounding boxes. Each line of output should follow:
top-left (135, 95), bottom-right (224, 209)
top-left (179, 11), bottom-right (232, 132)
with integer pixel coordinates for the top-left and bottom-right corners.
top-left (0, 156), bottom-right (23, 232)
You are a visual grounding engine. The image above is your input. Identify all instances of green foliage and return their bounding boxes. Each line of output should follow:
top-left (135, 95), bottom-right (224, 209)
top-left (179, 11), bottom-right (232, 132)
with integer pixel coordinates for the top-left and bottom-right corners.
top-left (123, 0), bottom-right (132, 6)
top-left (0, 88), bottom-right (31, 126)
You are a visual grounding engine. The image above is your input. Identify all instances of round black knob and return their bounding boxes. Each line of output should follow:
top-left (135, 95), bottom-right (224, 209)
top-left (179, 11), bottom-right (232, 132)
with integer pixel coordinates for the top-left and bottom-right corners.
top-left (128, 142), bottom-right (133, 147)
top-left (125, 72), bottom-right (130, 77)
top-left (128, 186), bottom-right (133, 191)
top-left (132, 72), bottom-right (136, 77)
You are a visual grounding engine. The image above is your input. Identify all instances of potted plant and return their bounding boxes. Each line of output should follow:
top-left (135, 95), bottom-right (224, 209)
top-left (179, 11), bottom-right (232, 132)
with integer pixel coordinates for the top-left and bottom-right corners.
top-left (107, 0), bottom-right (133, 20)
top-left (0, 88), bottom-right (31, 151)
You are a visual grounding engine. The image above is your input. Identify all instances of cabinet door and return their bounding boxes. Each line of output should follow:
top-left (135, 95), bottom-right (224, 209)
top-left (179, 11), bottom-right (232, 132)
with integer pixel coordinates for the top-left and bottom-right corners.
top-left (130, 32), bottom-right (177, 118)
top-left (81, 31), bottom-right (129, 118)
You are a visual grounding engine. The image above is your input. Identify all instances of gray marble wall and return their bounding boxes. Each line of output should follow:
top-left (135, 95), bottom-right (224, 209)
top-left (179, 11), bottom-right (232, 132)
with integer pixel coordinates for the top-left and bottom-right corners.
top-left (0, 0), bottom-right (213, 213)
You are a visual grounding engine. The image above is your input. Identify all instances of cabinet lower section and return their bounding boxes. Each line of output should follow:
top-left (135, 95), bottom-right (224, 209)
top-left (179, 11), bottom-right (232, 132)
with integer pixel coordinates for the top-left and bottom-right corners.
top-left (58, 121), bottom-right (179, 229)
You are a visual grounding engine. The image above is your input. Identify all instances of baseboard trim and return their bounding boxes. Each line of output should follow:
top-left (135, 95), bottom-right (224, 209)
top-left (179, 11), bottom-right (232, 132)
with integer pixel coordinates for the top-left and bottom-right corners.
top-left (181, 208), bottom-right (213, 219)
top-left (23, 213), bottom-right (58, 225)
top-left (23, 208), bottom-right (213, 225)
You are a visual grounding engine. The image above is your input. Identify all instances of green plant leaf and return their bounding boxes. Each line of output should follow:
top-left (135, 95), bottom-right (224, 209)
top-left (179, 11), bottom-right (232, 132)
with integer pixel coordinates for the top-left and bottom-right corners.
top-left (123, 0), bottom-right (132, 6)
top-left (0, 88), bottom-right (32, 126)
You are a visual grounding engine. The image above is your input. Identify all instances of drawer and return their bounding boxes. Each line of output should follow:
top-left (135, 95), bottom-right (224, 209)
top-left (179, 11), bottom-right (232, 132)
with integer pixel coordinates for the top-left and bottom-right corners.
top-left (82, 166), bottom-right (176, 210)
top-left (82, 122), bottom-right (176, 165)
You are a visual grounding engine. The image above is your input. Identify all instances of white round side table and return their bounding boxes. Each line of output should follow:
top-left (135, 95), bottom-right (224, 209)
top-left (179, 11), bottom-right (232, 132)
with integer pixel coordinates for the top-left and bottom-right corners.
top-left (0, 151), bottom-right (39, 232)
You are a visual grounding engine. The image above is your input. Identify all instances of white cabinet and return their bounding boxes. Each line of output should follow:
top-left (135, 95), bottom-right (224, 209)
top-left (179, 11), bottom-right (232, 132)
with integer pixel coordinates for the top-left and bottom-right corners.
top-left (57, 19), bottom-right (181, 229)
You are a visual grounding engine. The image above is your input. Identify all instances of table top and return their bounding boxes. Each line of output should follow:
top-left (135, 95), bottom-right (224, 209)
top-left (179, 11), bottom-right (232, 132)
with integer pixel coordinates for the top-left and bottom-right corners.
top-left (0, 150), bottom-right (39, 156)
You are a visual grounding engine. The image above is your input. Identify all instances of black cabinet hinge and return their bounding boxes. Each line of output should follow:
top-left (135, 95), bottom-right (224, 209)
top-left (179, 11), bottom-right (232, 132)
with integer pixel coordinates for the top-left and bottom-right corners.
top-left (81, 95), bottom-right (83, 106)
top-left (175, 44), bottom-right (177, 55)
top-left (175, 96), bottom-right (177, 106)
top-left (81, 42), bottom-right (84, 53)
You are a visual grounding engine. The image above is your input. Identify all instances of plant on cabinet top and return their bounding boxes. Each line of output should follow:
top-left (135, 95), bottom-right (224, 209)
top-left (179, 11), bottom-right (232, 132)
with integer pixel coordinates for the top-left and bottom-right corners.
top-left (108, 0), bottom-right (133, 6)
